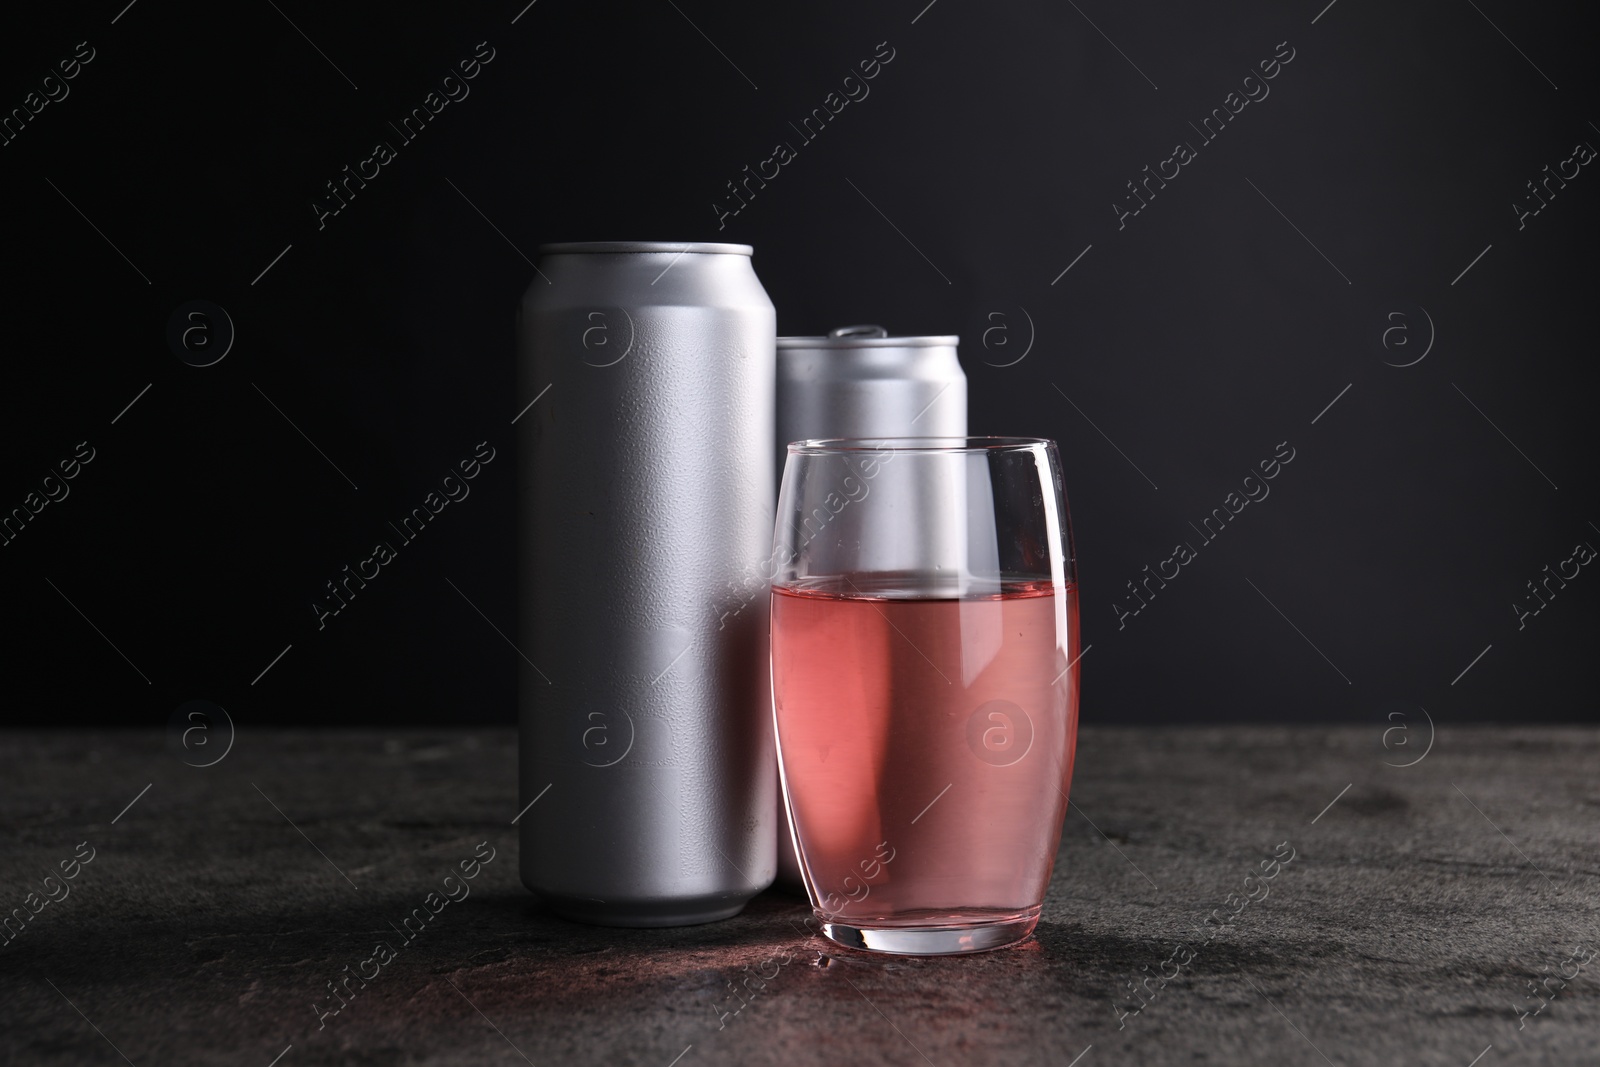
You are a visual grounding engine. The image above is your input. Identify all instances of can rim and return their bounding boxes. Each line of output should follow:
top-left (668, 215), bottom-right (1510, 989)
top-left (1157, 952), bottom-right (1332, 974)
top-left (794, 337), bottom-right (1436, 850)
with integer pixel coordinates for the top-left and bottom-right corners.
top-left (536, 241), bottom-right (753, 256)
top-left (776, 334), bottom-right (959, 349)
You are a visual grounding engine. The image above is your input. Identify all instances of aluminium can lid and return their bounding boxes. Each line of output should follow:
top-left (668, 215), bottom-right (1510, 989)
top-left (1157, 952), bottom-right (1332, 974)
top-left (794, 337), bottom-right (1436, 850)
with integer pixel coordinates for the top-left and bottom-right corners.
top-left (776, 324), bottom-right (959, 349)
top-left (536, 241), bottom-right (753, 256)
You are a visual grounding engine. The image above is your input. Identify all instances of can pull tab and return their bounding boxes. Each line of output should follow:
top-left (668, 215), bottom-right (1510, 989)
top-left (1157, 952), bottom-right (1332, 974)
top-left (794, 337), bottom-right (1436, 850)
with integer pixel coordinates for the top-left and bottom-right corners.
top-left (828, 324), bottom-right (888, 339)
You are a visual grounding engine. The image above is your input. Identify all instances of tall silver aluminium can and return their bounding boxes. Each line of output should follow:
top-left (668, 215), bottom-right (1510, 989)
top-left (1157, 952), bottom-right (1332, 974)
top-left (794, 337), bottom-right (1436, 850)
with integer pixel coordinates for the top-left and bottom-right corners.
top-left (771, 324), bottom-right (966, 889)
top-left (518, 241), bottom-right (777, 926)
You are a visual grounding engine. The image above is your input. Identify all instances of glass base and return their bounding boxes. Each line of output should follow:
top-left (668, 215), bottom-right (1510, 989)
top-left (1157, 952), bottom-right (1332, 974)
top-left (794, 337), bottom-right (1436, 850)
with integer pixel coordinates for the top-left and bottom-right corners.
top-left (819, 906), bottom-right (1040, 956)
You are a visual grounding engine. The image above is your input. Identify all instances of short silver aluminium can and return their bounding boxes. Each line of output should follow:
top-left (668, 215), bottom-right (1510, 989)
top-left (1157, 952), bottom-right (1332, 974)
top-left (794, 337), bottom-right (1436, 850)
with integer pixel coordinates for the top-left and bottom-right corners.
top-left (771, 325), bottom-right (966, 888)
top-left (518, 241), bottom-right (777, 927)
top-left (775, 325), bottom-right (966, 479)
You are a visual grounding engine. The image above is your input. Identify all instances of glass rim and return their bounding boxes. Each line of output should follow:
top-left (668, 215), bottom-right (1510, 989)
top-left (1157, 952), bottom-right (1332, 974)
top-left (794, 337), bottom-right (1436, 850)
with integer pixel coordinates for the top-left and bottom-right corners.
top-left (786, 435), bottom-right (1055, 455)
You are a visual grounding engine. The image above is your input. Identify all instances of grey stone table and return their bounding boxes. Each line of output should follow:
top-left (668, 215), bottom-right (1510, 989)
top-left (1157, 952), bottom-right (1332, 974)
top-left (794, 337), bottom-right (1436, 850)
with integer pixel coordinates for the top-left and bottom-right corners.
top-left (3, 728), bottom-right (1597, 1066)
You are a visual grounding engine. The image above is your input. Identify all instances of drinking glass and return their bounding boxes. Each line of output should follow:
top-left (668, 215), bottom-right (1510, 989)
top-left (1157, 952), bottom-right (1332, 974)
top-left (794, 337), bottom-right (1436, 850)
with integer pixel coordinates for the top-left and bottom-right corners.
top-left (771, 437), bottom-right (1080, 955)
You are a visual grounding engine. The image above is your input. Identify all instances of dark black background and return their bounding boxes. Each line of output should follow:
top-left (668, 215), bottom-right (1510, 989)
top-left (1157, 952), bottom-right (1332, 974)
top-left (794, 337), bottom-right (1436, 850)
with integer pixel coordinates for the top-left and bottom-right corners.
top-left (1, 0), bottom-right (1593, 728)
